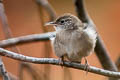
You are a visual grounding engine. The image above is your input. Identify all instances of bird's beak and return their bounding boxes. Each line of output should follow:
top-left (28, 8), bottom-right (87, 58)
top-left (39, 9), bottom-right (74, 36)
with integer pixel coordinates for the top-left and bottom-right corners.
top-left (45, 21), bottom-right (57, 26)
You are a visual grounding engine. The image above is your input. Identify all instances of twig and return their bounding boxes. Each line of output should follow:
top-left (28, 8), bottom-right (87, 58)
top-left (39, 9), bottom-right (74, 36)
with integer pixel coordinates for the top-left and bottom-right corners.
top-left (0, 32), bottom-right (55, 48)
top-left (0, 57), bottom-right (10, 80)
top-left (73, 0), bottom-right (89, 23)
top-left (0, 48), bottom-right (120, 78)
top-left (0, 1), bottom-right (12, 39)
top-left (36, 0), bottom-right (57, 20)
top-left (73, 0), bottom-right (119, 80)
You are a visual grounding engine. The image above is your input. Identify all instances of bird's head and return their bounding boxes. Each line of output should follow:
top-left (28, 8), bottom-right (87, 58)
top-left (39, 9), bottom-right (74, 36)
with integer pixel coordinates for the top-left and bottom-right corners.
top-left (45, 13), bottom-right (83, 31)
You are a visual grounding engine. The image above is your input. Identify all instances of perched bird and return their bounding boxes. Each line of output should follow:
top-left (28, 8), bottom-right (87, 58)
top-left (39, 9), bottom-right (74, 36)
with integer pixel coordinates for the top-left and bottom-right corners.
top-left (45, 13), bottom-right (97, 66)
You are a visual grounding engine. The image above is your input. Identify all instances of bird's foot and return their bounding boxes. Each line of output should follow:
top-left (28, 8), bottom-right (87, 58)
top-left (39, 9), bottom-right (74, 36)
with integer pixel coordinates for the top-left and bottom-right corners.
top-left (59, 56), bottom-right (64, 68)
top-left (84, 57), bottom-right (90, 75)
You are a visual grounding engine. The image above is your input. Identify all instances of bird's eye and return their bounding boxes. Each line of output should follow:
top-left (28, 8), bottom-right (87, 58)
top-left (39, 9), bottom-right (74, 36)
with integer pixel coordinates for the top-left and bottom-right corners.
top-left (60, 20), bottom-right (65, 24)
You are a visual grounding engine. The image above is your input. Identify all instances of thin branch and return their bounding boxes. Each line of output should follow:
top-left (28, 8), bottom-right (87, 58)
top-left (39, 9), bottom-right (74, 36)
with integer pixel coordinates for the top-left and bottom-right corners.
top-left (0, 32), bottom-right (55, 48)
top-left (73, 0), bottom-right (89, 23)
top-left (0, 57), bottom-right (10, 80)
top-left (0, 1), bottom-right (12, 39)
top-left (0, 48), bottom-right (120, 78)
top-left (36, 0), bottom-right (57, 20)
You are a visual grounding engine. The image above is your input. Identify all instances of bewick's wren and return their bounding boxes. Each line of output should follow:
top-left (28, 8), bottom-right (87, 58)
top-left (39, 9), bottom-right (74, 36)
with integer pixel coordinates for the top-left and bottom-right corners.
top-left (45, 13), bottom-right (97, 65)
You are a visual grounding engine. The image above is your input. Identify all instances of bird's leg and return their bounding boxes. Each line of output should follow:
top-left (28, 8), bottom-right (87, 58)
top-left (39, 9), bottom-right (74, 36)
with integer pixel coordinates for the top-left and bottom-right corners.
top-left (84, 57), bottom-right (90, 75)
top-left (59, 56), bottom-right (64, 67)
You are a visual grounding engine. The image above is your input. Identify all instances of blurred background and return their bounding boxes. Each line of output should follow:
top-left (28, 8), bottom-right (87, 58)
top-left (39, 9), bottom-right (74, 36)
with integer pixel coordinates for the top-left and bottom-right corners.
top-left (0, 0), bottom-right (120, 80)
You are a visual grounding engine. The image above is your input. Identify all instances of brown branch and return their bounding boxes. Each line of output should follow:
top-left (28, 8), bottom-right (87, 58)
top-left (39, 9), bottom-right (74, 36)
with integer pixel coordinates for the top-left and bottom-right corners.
top-left (0, 48), bottom-right (120, 78)
top-left (73, 0), bottom-right (119, 80)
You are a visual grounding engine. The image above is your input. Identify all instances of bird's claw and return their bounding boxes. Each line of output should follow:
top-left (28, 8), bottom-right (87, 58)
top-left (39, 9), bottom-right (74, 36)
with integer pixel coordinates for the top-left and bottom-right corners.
top-left (84, 57), bottom-right (90, 75)
top-left (59, 56), bottom-right (64, 68)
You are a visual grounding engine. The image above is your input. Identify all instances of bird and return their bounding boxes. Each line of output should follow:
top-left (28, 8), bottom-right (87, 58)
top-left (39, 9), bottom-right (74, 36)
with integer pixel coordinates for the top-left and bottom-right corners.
top-left (45, 13), bottom-right (97, 67)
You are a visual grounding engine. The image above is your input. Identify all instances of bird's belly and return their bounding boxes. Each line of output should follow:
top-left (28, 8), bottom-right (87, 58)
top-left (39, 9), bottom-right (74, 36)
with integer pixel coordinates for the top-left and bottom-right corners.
top-left (65, 39), bottom-right (93, 62)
